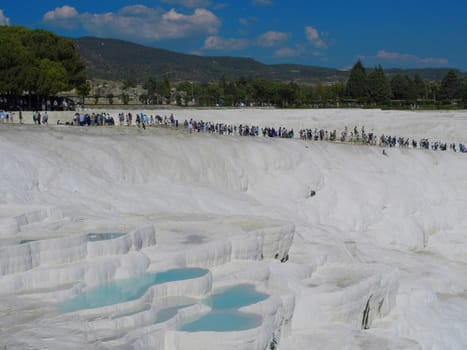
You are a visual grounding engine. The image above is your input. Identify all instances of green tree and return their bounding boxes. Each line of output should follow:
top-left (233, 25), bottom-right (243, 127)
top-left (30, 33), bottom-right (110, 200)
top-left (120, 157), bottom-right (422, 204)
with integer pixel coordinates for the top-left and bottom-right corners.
top-left (407, 77), bottom-right (418, 101)
top-left (345, 60), bottom-right (369, 101)
top-left (459, 77), bottom-right (467, 108)
top-left (274, 83), bottom-right (298, 107)
top-left (330, 82), bottom-right (346, 102)
top-left (235, 77), bottom-right (254, 106)
top-left (261, 80), bottom-right (278, 106)
top-left (121, 93), bottom-right (130, 105)
top-left (0, 26), bottom-right (86, 108)
top-left (77, 81), bottom-right (91, 104)
top-left (367, 65), bottom-right (391, 103)
top-left (0, 31), bottom-right (31, 95)
top-left (391, 74), bottom-right (410, 100)
top-left (428, 80), bottom-right (440, 102)
top-left (122, 78), bottom-right (137, 90)
top-left (139, 93), bottom-right (148, 104)
top-left (218, 75), bottom-right (227, 92)
top-left (37, 58), bottom-right (68, 96)
top-left (207, 83), bottom-right (222, 106)
top-left (223, 82), bottom-right (237, 106)
top-left (162, 75), bottom-right (171, 100)
top-left (23, 28), bottom-right (86, 90)
top-left (143, 77), bottom-right (158, 104)
top-left (176, 81), bottom-right (193, 105)
top-left (413, 74), bottom-right (427, 99)
top-left (460, 77), bottom-right (467, 102)
top-left (439, 70), bottom-right (460, 101)
top-left (106, 93), bottom-right (114, 105)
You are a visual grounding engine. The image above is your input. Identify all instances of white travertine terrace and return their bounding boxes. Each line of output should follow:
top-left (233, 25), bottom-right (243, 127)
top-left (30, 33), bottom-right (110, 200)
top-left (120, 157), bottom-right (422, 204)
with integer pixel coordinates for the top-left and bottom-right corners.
top-left (0, 204), bottom-right (296, 349)
top-left (1, 108), bottom-right (467, 349)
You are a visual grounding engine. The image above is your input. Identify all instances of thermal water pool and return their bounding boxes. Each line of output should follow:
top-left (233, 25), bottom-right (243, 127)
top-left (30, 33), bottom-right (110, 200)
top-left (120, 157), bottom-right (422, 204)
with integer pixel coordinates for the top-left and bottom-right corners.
top-left (58, 267), bottom-right (208, 313)
top-left (180, 284), bottom-right (268, 332)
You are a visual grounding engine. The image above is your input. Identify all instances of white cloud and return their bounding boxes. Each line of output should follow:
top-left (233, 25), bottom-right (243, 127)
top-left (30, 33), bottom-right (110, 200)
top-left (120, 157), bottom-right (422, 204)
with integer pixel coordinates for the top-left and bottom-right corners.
top-left (203, 35), bottom-right (250, 50)
top-left (305, 26), bottom-right (327, 48)
top-left (43, 5), bottom-right (79, 29)
top-left (44, 5), bottom-right (78, 21)
top-left (274, 47), bottom-right (297, 58)
top-left (421, 57), bottom-right (449, 65)
top-left (202, 30), bottom-right (286, 52)
top-left (118, 5), bottom-right (155, 17)
top-left (161, 0), bottom-right (212, 8)
top-left (257, 31), bottom-right (287, 47)
top-left (274, 45), bottom-right (306, 58)
top-left (376, 50), bottom-right (448, 65)
top-left (43, 5), bottom-right (221, 42)
top-left (0, 9), bottom-right (11, 25)
top-left (252, 0), bottom-right (273, 5)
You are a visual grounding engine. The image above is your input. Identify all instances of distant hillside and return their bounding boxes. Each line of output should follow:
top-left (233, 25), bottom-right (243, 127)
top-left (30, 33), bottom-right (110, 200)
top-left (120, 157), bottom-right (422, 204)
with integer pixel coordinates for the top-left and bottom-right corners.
top-left (384, 68), bottom-right (463, 81)
top-left (74, 36), bottom-right (463, 84)
top-left (74, 37), bottom-right (347, 84)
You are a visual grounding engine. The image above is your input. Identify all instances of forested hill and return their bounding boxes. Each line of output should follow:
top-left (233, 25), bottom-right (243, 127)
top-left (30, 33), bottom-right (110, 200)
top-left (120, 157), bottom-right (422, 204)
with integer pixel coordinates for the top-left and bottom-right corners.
top-left (74, 36), bottom-right (461, 84)
top-left (73, 36), bottom-right (345, 84)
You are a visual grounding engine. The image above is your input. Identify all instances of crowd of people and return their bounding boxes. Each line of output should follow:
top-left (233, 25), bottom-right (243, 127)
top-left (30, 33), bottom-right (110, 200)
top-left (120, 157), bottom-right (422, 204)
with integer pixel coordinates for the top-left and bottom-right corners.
top-left (297, 125), bottom-right (466, 153)
top-left (2, 109), bottom-right (466, 154)
top-left (0, 110), bottom-right (23, 124)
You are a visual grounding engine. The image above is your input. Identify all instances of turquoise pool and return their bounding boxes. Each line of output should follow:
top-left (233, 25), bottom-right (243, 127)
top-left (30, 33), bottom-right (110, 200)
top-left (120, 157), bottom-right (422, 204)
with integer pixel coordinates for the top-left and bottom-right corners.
top-left (180, 284), bottom-right (268, 332)
top-left (58, 268), bottom-right (208, 313)
top-left (205, 284), bottom-right (268, 310)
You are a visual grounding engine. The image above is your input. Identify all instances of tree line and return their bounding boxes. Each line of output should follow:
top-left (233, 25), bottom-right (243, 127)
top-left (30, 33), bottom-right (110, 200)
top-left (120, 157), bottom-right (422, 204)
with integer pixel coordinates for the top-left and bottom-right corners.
top-left (0, 26), bottom-right (466, 110)
top-left (137, 61), bottom-right (467, 109)
top-left (344, 60), bottom-right (467, 107)
top-left (0, 26), bottom-right (87, 110)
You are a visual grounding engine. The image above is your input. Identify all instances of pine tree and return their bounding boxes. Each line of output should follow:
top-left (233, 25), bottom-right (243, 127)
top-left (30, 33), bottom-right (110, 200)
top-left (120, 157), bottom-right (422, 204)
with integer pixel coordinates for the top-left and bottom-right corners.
top-left (413, 74), bottom-right (427, 99)
top-left (368, 65), bottom-right (391, 103)
top-left (439, 70), bottom-right (460, 101)
top-left (461, 77), bottom-right (467, 102)
top-left (391, 74), bottom-right (410, 100)
top-left (345, 60), bottom-right (369, 101)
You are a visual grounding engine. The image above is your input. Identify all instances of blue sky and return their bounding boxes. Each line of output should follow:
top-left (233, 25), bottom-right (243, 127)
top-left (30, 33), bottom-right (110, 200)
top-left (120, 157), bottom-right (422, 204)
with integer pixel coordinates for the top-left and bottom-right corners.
top-left (1, 0), bottom-right (466, 70)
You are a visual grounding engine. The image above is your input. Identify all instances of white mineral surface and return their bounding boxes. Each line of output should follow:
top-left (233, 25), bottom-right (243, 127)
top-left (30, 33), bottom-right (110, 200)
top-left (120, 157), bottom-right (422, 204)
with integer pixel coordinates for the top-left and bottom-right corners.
top-left (1, 108), bottom-right (466, 349)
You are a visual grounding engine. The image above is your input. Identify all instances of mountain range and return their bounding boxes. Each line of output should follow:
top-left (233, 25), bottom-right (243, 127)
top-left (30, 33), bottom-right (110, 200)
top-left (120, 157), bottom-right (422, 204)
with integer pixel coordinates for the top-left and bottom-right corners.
top-left (74, 37), bottom-right (462, 84)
